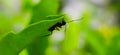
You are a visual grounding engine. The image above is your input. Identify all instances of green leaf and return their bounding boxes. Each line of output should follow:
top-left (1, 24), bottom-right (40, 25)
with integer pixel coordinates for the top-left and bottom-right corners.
top-left (0, 15), bottom-right (64, 55)
top-left (0, 18), bottom-right (12, 37)
top-left (30, 0), bottom-right (60, 23)
top-left (107, 32), bottom-right (120, 55)
top-left (62, 22), bottom-right (80, 54)
top-left (85, 30), bottom-right (106, 55)
top-left (27, 0), bottom-right (60, 55)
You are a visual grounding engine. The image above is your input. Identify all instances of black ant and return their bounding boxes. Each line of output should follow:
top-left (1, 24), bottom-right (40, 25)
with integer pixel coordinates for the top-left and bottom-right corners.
top-left (48, 20), bottom-right (66, 32)
top-left (48, 18), bottom-right (83, 33)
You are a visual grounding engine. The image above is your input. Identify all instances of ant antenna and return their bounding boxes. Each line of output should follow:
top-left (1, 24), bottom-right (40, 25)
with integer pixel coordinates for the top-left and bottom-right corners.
top-left (64, 17), bottom-right (83, 33)
top-left (67, 17), bottom-right (83, 23)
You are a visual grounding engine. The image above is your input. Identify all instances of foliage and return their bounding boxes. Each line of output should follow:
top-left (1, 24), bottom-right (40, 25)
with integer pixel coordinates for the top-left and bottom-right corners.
top-left (0, 0), bottom-right (120, 55)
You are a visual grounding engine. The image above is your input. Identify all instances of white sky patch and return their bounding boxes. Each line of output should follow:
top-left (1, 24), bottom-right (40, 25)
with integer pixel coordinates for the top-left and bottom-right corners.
top-left (62, 0), bottom-right (87, 20)
top-left (90, 0), bottom-right (109, 6)
top-left (9, 0), bottom-right (21, 13)
top-left (51, 30), bottom-right (65, 42)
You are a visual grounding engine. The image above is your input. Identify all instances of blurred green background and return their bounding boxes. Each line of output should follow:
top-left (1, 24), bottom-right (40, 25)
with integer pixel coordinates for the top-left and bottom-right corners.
top-left (0, 0), bottom-right (120, 55)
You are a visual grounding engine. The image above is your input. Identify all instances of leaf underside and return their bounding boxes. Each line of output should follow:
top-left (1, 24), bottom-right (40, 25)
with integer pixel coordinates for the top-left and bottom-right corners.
top-left (0, 15), bottom-right (64, 55)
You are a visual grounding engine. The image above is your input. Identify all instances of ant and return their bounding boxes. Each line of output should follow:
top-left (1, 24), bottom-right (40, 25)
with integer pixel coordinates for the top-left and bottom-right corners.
top-left (48, 18), bottom-right (83, 33)
top-left (48, 20), bottom-right (66, 32)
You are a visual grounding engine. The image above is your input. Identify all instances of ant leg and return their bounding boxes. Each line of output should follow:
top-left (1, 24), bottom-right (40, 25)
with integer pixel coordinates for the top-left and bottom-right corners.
top-left (55, 27), bottom-right (60, 31)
